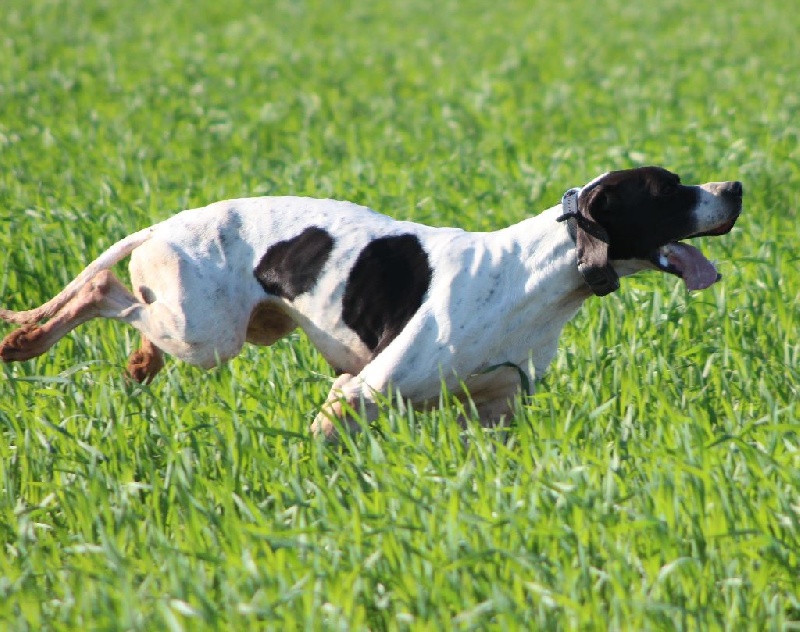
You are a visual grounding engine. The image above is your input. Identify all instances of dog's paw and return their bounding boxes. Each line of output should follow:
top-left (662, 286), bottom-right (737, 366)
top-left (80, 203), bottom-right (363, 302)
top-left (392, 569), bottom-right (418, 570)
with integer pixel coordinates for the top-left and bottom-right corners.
top-left (0, 325), bottom-right (44, 362)
top-left (310, 413), bottom-right (338, 441)
top-left (126, 348), bottom-right (164, 384)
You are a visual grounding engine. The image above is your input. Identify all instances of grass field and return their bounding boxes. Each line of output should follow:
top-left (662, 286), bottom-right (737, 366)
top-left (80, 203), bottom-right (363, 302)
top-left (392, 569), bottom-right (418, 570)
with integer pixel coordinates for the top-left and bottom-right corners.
top-left (1, 0), bottom-right (799, 628)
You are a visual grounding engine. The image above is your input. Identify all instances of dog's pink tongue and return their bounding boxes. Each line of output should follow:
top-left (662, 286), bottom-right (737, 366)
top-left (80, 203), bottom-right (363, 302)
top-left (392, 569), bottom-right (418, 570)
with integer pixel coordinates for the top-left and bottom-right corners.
top-left (667, 243), bottom-right (719, 291)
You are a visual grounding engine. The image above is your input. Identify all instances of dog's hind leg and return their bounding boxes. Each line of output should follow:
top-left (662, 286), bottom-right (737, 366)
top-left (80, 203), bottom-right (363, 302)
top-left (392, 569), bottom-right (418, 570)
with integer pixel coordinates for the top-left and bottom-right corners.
top-left (125, 275), bottom-right (166, 383)
top-left (0, 270), bottom-right (185, 381)
top-left (126, 337), bottom-right (165, 383)
top-left (0, 270), bottom-right (140, 363)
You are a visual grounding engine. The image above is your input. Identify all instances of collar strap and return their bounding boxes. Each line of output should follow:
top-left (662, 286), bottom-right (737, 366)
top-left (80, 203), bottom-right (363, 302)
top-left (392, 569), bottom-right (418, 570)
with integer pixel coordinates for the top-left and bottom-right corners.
top-left (556, 187), bottom-right (620, 296)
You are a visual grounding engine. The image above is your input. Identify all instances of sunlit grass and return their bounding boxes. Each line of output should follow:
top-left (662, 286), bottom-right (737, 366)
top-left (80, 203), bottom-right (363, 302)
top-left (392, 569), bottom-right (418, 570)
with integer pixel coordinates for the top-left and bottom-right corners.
top-left (1, 0), bottom-right (799, 629)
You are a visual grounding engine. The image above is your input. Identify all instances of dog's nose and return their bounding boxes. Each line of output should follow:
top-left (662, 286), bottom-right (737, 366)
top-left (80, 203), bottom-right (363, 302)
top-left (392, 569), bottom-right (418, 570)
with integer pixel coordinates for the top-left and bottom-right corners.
top-left (722, 181), bottom-right (743, 198)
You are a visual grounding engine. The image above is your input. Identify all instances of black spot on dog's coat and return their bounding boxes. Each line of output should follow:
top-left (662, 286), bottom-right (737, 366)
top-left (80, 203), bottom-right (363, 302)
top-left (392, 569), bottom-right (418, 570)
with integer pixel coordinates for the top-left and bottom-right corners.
top-left (342, 234), bottom-right (433, 355)
top-left (254, 227), bottom-right (334, 300)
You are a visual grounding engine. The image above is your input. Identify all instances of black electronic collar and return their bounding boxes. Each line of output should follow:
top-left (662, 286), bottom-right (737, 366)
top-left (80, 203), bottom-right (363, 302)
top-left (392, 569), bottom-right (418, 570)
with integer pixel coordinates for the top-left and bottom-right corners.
top-left (556, 187), bottom-right (620, 297)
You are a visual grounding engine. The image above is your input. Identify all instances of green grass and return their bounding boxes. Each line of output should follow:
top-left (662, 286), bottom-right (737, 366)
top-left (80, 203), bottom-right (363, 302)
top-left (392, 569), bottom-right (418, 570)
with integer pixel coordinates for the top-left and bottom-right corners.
top-left (1, 0), bottom-right (799, 628)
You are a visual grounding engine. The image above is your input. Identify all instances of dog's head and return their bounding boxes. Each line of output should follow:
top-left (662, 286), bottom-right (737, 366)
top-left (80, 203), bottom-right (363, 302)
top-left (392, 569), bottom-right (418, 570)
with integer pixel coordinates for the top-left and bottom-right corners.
top-left (563, 166), bottom-right (742, 293)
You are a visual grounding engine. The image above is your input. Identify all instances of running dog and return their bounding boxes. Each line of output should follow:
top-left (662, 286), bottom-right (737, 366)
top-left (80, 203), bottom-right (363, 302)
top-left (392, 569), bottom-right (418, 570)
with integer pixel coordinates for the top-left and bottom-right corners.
top-left (0, 167), bottom-right (743, 438)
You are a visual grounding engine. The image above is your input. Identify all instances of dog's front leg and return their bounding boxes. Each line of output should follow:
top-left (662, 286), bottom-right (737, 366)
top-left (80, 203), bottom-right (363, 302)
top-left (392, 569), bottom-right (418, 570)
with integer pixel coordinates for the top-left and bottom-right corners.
top-left (309, 309), bottom-right (476, 441)
top-left (310, 373), bottom-right (380, 441)
top-left (309, 366), bottom-right (527, 441)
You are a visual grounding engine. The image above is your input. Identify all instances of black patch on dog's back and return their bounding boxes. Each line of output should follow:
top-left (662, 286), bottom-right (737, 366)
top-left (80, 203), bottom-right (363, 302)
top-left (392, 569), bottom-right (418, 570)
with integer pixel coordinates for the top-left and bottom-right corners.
top-left (342, 234), bottom-right (433, 355)
top-left (254, 227), bottom-right (334, 300)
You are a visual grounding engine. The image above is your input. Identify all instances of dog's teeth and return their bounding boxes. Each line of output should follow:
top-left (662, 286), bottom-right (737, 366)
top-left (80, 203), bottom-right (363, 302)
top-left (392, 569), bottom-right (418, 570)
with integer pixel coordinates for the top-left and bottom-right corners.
top-left (658, 254), bottom-right (670, 268)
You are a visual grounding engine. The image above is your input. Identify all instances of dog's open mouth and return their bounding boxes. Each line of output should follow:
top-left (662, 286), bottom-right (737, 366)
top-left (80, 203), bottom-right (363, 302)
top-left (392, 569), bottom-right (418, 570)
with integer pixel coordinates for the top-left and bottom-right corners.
top-left (649, 217), bottom-right (737, 291)
top-left (650, 242), bottom-right (720, 290)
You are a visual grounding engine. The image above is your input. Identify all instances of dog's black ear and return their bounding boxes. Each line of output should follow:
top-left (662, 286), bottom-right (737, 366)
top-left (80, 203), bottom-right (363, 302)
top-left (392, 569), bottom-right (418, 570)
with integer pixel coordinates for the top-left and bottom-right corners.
top-left (576, 186), bottom-right (620, 296)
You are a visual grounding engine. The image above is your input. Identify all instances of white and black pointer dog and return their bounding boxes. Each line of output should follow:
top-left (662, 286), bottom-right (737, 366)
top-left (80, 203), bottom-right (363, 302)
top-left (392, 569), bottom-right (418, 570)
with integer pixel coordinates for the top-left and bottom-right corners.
top-left (0, 167), bottom-right (742, 439)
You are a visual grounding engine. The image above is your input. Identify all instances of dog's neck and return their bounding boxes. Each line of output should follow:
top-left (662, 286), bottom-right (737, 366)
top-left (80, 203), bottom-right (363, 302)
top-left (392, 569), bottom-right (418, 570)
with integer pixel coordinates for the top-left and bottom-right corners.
top-left (509, 204), bottom-right (596, 301)
top-left (477, 207), bottom-right (597, 376)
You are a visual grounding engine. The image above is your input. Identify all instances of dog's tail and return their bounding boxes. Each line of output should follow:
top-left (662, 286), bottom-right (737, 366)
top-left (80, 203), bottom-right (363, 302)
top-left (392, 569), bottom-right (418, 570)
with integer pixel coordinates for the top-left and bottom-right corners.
top-left (0, 226), bottom-right (156, 326)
